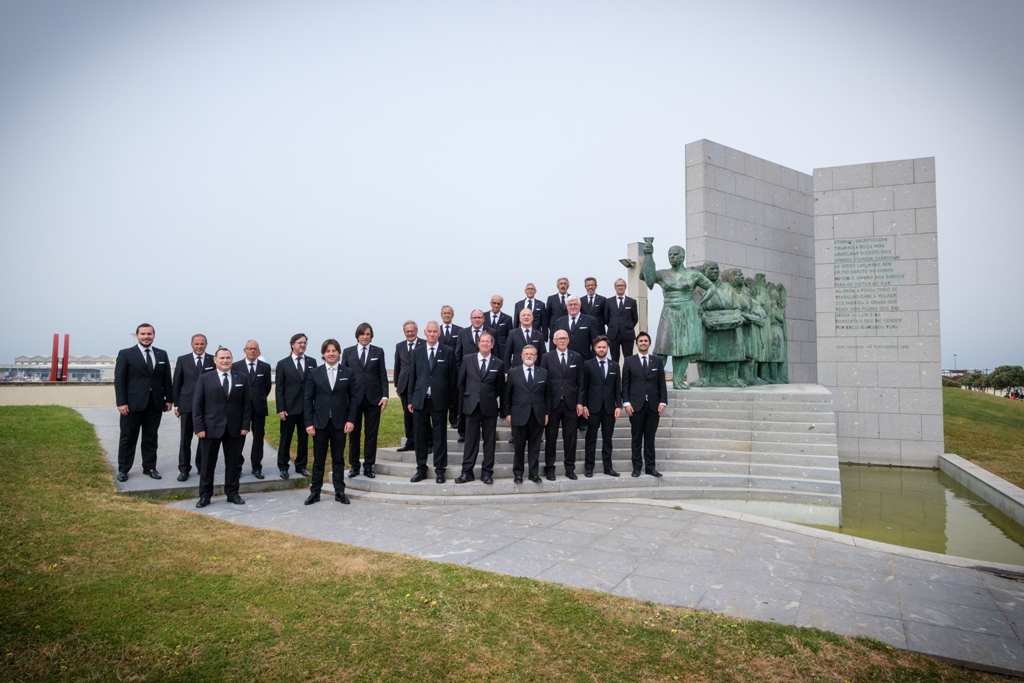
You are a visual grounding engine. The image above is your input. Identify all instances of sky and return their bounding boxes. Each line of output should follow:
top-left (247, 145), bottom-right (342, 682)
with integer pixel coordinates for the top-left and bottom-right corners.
top-left (1, 0), bottom-right (1021, 372)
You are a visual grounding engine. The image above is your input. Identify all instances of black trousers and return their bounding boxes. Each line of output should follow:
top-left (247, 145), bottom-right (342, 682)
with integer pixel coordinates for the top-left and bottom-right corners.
top-left (177, 410), bottom-right (200, 474)
top-left (277, 413), bottom-right (309, 472)
top-left (512, 413), bottom-right (545, 479)
top-left (399, 389), bottom-right (415, 447)
top-left (117, 393), bottom-right (162, 474)
top-left (348, 397), bottom-right (380, 471)
top-left (311, 417), bottom-right (346, 494)
top-left (545, 399), bottom-right (578, 474)
top-left (609, 336), bottom-right (635, 363)
top-left (450, 395), bottom-right (461, 431)
top-left (413, 396), bottom-right (448, 475)
top-left (241, 410), bottom-right (266, 472)
top-left (198, 433), bottom-right (243, 499)
top-left (629, 402), bottom-right (660, 473)
top-left (461, 406), bottom-right (496, 477)
top-left (583, 408), bottom-right (617, 473)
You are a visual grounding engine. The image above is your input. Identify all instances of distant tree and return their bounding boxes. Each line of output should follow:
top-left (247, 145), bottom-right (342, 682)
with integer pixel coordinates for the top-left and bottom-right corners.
top-left (942, 376), bottom-right (960, 388)
top-left (989, 366), bottom-right (1024, 392)
top-left (960, 372), bottom-right (983, 389)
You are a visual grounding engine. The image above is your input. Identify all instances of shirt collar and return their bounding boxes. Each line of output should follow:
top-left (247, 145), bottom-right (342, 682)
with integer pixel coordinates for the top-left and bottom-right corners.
top-left (291, 353), bottom-right (303, 361)
top-left (138, 343), bottom-right (153, 354)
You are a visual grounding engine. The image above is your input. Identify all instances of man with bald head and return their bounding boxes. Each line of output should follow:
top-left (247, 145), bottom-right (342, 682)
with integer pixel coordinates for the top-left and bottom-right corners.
top-left (505, 308), bottom-right (547, 369)
top-left (540, 329), bottom-right (584, 480)
top-left (407, 321), bottom-right (457, 483)
top-left (233, 340), bottom-right (273, 479)
top-left (513, 283), bottom-right (547, 337)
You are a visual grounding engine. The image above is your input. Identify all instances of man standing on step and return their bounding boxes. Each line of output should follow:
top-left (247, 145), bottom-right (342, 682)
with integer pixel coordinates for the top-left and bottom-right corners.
top-left (580, 277), bottom-right (608, 336)
top-left (303, 339), bottom-right (356, 506)
top-left (407, 321), bottom-right (457, 484)
top-left (456, 332), bottom-right (504, 485)
top-left (439, 306), bottom-right (463, 436)
top-left (114, 323), bottom-right (174, 482)
top-left (605, 278), bottom-right (638, 363)
top-left (342, 323), bottom-right (388, 479)
top-left (540, 329), bottom-right (583, 480)
top-left (549, 296), bottom-right (599, 361)
top-left (393, 321), bottom-right (423, 453)
top-left (544, 277), bottom-right (571, 334)
top-left (171, 333), bottom-right (214, 481)
top-left (503, 345), bottom-right (550, 484)
top-left (581, 336), bottom-right (621, 478)
top-left (622, 332), bottom-right (666, 478)
top-left (484, 295), bottom-right (514, 365)
top-left (275, 333), bottom-right (316, 479)
top-left (505, 308), bottom-right (547, 370)
top-left (233, 340), bottom-right (272, 479)
top-left (454, 310), bottom-right (486, 443)
top-left (193, 347), bottom-right (250, 508)
top-left (513, 282), bottom-right (547, 337)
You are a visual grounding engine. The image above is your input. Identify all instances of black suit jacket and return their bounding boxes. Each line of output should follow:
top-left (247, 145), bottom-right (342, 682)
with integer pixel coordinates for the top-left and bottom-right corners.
top-left (303, 363), bottom-right (359, 430)
top-left (540, 349), bottom-right (584, 407)
top-left (580, 294), bottom-right (608, 335)
top-left (393, 338), bottom-right (424, 395)
top-left (621, 354), bottom-right (668, 408)
top-left (114, 345), bottom-right (173, 411)
top-left (504, 326), bottom-right (547, 369)
top-left (545, 293), bottom-right (570, 332)
top-left (455, 327), bottom-right (485, 368)
top-left (513, 298), bottom-right (547, 334)
top-left (408, 343), bottom-right (457, 411)
top-left (458, 354), bottom-right (505, 417)
top-left (484, 311), bottom-right (514, 359)
top-left (582, 357), bottom-right (622, 414)
top-left (341, 344), bottom-right (389, 405)
top-left (502, 365), bottom-right (551, 426)
top-left (172, 352), bottom-right (215, 413)
top-left (275, 355), bottom-right (317, 416)
top-left (233, 359), bottom-right (272, 417)
top-left (193, 370), bottom-right (252, 439)
top-left (605, 295), bottom-right (639, 342)
top-left (549, 314), bottom-right (600, 360)
top-left (439, 323), bottom-right (462, 351)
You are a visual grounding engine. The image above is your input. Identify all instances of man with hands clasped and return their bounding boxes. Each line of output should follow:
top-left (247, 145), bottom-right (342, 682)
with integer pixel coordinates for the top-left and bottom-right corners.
top-left (621, 332), bottom-right (667, 478)
top-left (303, 339), bottom-right (357, 506)
top-left (193, 348), bottom-right (251, 508)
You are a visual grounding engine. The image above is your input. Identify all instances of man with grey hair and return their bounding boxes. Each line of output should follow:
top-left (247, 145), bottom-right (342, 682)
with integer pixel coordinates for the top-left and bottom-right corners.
top-left (454, 309), bottom-right (487, 443)
top-left (407, 321), bottom-right (457, 483)
top-left (548, 295), bottom-right (599, 361)
top-left (456, 331), bottom-right (504, 484)
top-left (233, 340), bottom-right (272, 479)
top-left (503, 344), bottom-right (550, 483)
top-left (172, 333), bottom-right (215, 481)
top-left (394, 321), bottom-right (423, 452)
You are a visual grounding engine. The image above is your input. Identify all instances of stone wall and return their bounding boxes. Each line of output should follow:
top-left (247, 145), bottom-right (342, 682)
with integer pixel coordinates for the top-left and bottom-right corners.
top-left (684, 139), bottom-right (817, 383)
top-left (813, 158), bottom-right (942, 466)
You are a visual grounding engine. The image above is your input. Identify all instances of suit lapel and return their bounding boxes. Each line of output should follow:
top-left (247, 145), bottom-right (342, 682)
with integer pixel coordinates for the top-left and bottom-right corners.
top-left (134, 346), bottom-right (154, 376)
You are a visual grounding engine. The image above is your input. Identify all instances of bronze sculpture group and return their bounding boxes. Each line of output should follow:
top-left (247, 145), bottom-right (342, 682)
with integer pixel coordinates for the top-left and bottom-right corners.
top-left (641, 238), bottom-right (788, 388)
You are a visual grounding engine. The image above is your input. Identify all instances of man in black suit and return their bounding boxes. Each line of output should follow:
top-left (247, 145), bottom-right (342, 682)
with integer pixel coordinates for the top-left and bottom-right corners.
top-left (540, 329), bottom-right (583, 480)
top-left (341, 323), bottom-right (388, 479)
top-left (581, 277), bottom-right (608, 336)
top-left (455, 332), bottom-right (504, 485)
top-left (622, 332), bottom-right (668, 478)
top-left (193, 347), bottom-right (251, 508)
top-left (303, 339), bottom-right (357, 506)
top-left (503, 346), bottom-right (550, 484)
top-left (581, 336), bottom-right (622, 478)
top-left (439, 306), bottom-right (463, 433)
top-left (504, 308), bottom-right (547, 369)
top-left (549, 296), bottom-right (600, 361)
top-left (484, 295), bottom-right (514, 362)
top-left (544, 277), bottom-right (571, 333)
top-left (407, 321), bottom-right (457, 483)
top-left (171, 333), bottom-right (214, 481)
top-left (114, 323), bottom-right (174, 481)
top-left (513, 283), bottom-right (547, 337)
top-left (275, 333), bottom-right (316, 479)
top-left (454, 309), bottom-right (486, 443)
top-left (233, 339), bottom-right (272, 479)
top-left (393, 321), bottom-right (423, 452)
top-left (605, 278), bottom-right (639, 362)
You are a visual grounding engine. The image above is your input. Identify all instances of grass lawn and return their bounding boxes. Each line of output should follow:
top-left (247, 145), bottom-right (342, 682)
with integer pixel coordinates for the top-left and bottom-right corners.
top-left (944, 387), bottom-right (1024, 488)
top-left (264, 400), bottom-right (407, 456)
top-left (0, 406), bottom-right (1011, 682)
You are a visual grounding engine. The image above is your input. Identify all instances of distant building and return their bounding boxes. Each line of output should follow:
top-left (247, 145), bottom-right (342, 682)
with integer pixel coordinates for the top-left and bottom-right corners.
top-left (1, 354), bottom-right (116, 382)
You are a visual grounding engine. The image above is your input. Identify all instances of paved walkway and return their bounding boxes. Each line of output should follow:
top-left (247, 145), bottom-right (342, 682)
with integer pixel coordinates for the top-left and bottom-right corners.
top-left (170, 490), bottom-right (1024, 676)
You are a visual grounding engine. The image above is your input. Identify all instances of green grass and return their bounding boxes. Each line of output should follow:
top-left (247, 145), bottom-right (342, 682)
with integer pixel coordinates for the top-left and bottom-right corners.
top-left (944, 387), bottom-right (1024, 488)
top-left (264, 400), bottom-right (407, 456)
top-left (0, 406), bottom-right (1011, 682)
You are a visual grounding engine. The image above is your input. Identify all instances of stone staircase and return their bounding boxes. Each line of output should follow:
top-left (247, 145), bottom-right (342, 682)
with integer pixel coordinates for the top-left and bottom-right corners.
top-left (332, 384), bottom-right (841, 525)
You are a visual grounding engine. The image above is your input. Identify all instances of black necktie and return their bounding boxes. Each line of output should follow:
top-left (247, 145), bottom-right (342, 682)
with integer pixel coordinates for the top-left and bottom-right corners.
top-left (249, 362), bottom-right (255, 379)
top-left (570, 317), bottom-right (576, 332)
top-left (492, 315), bottom-right (497, 327)
top-left (561, 294), bottom-right (565, 307)
top-left (589, 296), bottom-right (593, 307)
top-left (561, 353), bottom-right (566, 369)
top-left (527, 368), bottom-right (533, 387)
top-left (642, 356), bottom-right (648, 373)
top-left (619, 297), bottom-right (624, 310)
top-left (408, 342), bottom-right (413, 354)
top-left (360, 347), bottom-right (367, 367)
top-left (222, 372), bottom-right (229, 397)
top-left (527, 300), bottom-right (532, 310)
top-left (429, 346), bottom-right (435, 369)
top-left (145, 348), bottom-right (154, 370)
top-left (296, 358), bottom-right (303, 380)
top-left (196, 356), bottom-right (203, 374)
top-left (600, 360), bottom-right (606, 378)
top-left (480, 358), bottom-right (487, 375)
top-left (474, 329), bottom-right (479, 345)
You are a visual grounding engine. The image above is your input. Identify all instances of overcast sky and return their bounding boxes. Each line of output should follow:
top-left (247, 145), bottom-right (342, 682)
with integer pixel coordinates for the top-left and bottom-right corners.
top-left (1, 0), bottom-right (1020, 372)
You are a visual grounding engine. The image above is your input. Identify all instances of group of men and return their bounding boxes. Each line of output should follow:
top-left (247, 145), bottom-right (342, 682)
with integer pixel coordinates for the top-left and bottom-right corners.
top-left (113, 277), bottom-right (661, 507)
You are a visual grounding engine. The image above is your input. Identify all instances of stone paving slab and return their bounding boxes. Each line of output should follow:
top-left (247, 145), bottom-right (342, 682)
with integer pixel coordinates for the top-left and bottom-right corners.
top-left (167, 492), bottom-right (1024, 676)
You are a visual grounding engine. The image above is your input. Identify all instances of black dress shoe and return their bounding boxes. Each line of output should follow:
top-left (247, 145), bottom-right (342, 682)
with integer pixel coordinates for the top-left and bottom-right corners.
top-left (604, 469), bottom-right (620, 477)
top-left (530, 475), bottom-right (542, 483)
top-left (280, 470), bottom-right (289, 480)
top-left (335, 493), bottom-right (350, 504)
top-left (146, 469), bottom-right (162, 480)
top-left (348, 468), bottom-right (360, 478)
top-left (646, 469), bottom-right (663, 478)
top-left (513, 477), bottom-right (523, 484)
top-left (252, 470), bottom-right (264, 480)
top-left (508, 437), bottom-right (514, 444)
top-left (227, 494), bottom-right (245, 505)
top-left (457, 436), bottom-right (465, 443)
top-left (410, 471), bottom-right (428, 483)
top-left (304, 493), bottom-right (320, 505)
top-left (397, 444), bottom-right (414, 452)
top-left (631, 470), bottom-right (641, 478)
top-left (176, 472), bottom-right (188, 482)
top-left (565, 471), bottom-right (578, 480)
top-left (364, 469), bottom-right (375, 478)
top-left (481, 476), bottom-right (493, 485)
top-left (584, 471), bottom-right (593, 478)
top-left (196, 497), bottom-right (210, 508)
top-left (116, 472), bottom-right (128, 482)
top-left (296, 468), bottom-right (311, 477)
top-left (545, 473), bottom-right (556, 481)
top-left (455, 473), bottom-right (474, 484)
top-left (436, 475), bottom-right (446, 484)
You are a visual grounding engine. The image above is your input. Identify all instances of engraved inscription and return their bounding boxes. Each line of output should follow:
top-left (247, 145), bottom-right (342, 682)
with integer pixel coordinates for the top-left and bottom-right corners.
top-left (833, 237), bottom-right (904, 334)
